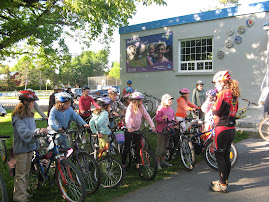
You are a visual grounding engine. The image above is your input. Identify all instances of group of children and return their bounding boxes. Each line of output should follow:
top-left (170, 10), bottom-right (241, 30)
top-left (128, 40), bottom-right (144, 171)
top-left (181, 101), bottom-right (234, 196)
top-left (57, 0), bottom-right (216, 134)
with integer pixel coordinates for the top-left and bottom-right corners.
top-left (11, 71), bottom-right (239, 200)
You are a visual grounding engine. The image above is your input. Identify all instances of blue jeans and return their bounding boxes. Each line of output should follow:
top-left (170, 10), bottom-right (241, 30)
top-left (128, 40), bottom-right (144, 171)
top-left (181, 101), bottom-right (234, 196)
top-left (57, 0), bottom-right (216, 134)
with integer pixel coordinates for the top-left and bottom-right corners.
top-left (57, 134), bottom-right (69, 149)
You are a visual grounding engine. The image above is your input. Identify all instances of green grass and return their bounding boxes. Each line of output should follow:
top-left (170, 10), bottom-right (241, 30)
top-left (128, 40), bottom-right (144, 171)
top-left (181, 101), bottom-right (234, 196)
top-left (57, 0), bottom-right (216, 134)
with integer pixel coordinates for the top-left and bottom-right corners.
top-left (0, 109), bottom-right (249, 201)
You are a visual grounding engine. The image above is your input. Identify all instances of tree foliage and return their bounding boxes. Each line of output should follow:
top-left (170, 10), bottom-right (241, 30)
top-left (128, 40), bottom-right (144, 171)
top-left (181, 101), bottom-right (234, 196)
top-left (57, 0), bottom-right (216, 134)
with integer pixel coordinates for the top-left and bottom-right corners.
top-left (61, 50), bottom-right (109, 87)
top-left (109, 61), bottom-right (120, 79)
top-left (0, 0), bottom-right (166, 59)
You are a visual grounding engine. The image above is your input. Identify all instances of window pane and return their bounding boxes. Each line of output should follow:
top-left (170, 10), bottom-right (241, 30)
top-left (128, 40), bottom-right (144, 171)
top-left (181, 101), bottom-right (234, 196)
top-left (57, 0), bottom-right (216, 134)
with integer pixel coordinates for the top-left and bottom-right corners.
top-left (207, 46), bottom-right (212, 52)
top-left (202, 47), bottom-right (206, 53)
top-left (191, 54), bottom-right (195, 60)
top-left (191, 40), bottom-right (195, 47)
top-left (207, 53), bottom-right (212, 60)
top-left (196, 40), bottom-right (201, 46)
top-left (181, 63), bottom-right (187, 70)
top-left (186, 55), bottom-right (190, 61)
top-left (188, 63), bottom-right (195, 70)
top-left (197, 62), bottom-right (204, 70)
top-left (196, 47), bottom-right (201, 53)
top-left (202, 39), bottom-right (206, 46)
top-left (186, 41), bottom-right (190, 47)
top-left (196, 54), bottom-right (201, 60)
top-left (202, 53), bottom-right (206, 60)
top-left (186, 48), bottom-right (190, 54)
top-left (181, 41), bottom-right (185, 47)
top-left (191, 47), bottom-right (195, 53)
top-left (207, 38), bottom-right (212, 45)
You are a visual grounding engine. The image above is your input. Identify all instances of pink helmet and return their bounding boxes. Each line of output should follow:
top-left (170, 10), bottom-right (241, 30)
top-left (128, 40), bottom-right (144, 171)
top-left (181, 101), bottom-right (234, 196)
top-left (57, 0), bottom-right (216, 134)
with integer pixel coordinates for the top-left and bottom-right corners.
top-left (179, 88), bottom-right (190, 94)
top-left (108, 87), bottom-right (118, 94)
top-left (212, 70), bottom-right (231, 83)
top-left (129, 92), bottom-right (144, 100)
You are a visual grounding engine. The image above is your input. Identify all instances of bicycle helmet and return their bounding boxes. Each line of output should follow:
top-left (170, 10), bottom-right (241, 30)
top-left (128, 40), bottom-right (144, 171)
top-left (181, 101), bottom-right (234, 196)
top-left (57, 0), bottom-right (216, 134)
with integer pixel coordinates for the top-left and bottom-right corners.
top-left (179, 88), bottom-right (190, 94)
top-left (97, 97), bottom-right (112, 107)
top-left (82, 85), bottom-right (90, 91)
top-left (55, 92), bottom-right (72, 103)
top-left (196, 80), bottom-right (204, 85)
top-left (162, 126), bottom-right (175, 136)
top-left (129, 92), bottom-right (144, 100)
top-left (123, 93), bottom-right (131, 98)
top-left (108, 87), bottom-right (118, 94)
top-left (212, 70), bottom-right (231, 83)
top-left (127, 80), bottom-right (132, 84)
top-left (18, 90), bottom-right (39, 102)
top-left (125, 86), bottom-right (134, 93)
top-left (206, 89), bottom-right (217, 97)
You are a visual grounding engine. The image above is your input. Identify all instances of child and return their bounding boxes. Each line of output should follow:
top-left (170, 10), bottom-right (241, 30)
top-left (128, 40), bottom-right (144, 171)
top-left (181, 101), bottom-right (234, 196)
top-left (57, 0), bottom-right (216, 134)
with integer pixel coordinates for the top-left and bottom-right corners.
top-left (48, 92), bottom-right (89, 149)
top-left (122, 92), bottom-right (156, 167)
top-left (89, 97), bottom-right (112, 150)
top-left (201, 89), bottom-right (217, 131)
top-left (192, 80), bottom-right (206, 119)
top-left (12, 90), bottom-right (48, 201)
top-left (176, 88), bottom-right (200, 132)
top-left (146, 43), bottom-right (156, 66)
top-left (155, 94), bottom-right (175, 169)
top-left (122, 93), bottom-right (131, 107)
top-left (122, 80), bottom-right (134, 96)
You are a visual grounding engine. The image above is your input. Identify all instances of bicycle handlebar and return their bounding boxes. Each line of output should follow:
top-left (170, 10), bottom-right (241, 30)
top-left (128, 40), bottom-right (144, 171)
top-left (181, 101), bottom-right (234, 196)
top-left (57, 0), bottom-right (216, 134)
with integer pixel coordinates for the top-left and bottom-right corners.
top-left (242, 98), bottom-right (258, 106)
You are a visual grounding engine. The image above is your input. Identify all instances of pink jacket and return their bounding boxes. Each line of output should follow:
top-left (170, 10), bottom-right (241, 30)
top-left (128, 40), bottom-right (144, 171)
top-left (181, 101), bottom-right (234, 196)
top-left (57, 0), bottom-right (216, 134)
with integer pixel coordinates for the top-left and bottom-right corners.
top-left (125, 102), bottom-right (155, 131)
top-left (155, 106), bottom-right (175, 133)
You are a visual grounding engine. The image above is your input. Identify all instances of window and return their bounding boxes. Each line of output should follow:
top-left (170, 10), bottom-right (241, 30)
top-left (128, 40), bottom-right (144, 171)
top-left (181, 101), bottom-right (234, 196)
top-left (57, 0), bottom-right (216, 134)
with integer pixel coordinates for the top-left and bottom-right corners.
top-left (179, 37), bottom-right (213, 72)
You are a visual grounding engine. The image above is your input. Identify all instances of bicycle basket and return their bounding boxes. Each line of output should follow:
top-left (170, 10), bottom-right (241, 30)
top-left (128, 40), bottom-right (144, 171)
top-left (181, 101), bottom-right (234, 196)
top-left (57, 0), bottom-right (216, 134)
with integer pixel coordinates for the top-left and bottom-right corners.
top-left (114, 131), bottom-right (125, 144)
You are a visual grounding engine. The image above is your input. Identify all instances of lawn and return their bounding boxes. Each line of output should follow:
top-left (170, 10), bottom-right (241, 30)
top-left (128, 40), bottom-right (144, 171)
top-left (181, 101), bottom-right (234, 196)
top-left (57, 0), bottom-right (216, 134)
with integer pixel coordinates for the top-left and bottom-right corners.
top-left (0, 109), bottom-right (248, 201)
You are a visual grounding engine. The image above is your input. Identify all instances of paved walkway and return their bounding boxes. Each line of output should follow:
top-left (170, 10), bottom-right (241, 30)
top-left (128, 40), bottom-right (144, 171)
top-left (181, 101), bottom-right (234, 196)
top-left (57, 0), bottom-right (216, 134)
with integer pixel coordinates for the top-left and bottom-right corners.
top-left (115, 138), bottom-right (269, 202)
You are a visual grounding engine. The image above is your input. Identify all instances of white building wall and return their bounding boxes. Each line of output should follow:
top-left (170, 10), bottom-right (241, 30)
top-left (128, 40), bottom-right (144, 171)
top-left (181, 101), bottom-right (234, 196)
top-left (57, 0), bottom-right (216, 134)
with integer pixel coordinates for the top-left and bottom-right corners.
top-left (120, 11), bottom-right (269, 109)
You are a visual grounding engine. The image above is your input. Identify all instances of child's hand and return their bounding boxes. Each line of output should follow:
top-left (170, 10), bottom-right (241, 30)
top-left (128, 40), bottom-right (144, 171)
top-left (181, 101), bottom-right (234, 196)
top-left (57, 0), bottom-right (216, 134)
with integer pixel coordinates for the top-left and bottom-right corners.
top-left (128, 128), bottom-right (134, 132)
top-left (113, 112), bottom-right (120, 117)
top-left (84, 124), bottom-right (89, 128)
top-left (151, 127), bottom-right (156, 133)
top-left (98, 134), bottom-right (103, 138)
top-left (162, 115), bottom-right (168, 120)
top-left (40, 128), bottom-right (48, 135)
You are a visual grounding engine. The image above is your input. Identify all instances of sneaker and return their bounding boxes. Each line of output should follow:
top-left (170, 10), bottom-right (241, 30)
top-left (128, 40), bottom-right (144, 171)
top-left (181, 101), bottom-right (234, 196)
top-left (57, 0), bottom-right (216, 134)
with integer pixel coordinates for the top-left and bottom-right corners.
top-left (82, 139), bottom-right (86, 144)
top-left (210, 181), bottom-right (228, 193)
top-left (211, 180), bottom-right (228, 186)
top-left (158, 163), bottom-right (162, 170)
top-left (161, 161), bottom-right (172, 167)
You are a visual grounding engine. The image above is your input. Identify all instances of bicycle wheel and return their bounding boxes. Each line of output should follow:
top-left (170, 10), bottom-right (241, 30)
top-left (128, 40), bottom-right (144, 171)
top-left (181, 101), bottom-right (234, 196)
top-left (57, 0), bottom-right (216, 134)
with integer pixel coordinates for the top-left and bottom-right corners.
top-left (0, 174), bottom-right (8, 202)
top-left (137, 148), bottom-right (158, 181)
top-left (203, 139), bottom-right (238, 170)
top-left (179, 136), bottom-right (195, 171)
top-left (98, 156), bottom-right (125, 188)
top-left (0, 139), bottom-right (7, 163)
top-left (259, 118), bottom-right (269, 141)
top-left (76, 152), bottom-right (100, 194)
top-left (143, 99), bottom-right (153, 113)
top-left (57, 159), bottom-right (86, 202)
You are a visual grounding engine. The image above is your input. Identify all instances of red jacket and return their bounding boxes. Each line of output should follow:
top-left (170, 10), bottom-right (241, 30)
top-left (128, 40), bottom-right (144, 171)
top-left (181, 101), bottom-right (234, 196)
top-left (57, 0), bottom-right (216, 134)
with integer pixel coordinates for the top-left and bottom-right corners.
top-left (79, 95), bottom-right (99, 117)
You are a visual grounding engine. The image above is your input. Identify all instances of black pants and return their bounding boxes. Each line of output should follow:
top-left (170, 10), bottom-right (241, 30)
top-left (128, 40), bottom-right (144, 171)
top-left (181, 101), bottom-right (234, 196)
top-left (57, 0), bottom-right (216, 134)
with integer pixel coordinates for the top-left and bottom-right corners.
top-left (121, 131), bottom-right (142, 165)
top-left (215, 128), bottom-right (235, 184)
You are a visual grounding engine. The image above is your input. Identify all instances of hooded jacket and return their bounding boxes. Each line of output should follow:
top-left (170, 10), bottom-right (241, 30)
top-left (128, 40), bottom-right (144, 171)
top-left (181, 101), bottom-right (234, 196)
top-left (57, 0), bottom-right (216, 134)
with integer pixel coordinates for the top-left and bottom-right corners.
top-left (12, 115), bottom-right (40, 155)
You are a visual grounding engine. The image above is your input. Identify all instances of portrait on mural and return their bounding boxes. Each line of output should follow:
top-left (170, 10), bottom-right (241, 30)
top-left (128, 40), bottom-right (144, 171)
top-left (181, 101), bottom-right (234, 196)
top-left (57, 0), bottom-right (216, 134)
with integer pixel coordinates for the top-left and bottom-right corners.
top-left (126, 32), bottom-right (173, 73)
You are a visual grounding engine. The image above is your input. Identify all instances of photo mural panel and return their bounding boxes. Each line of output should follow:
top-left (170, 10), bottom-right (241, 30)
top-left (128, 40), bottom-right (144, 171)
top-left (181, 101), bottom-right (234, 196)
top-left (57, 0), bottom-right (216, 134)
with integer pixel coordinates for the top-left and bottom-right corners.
top-left (126, 32), bottom-right (173, 73)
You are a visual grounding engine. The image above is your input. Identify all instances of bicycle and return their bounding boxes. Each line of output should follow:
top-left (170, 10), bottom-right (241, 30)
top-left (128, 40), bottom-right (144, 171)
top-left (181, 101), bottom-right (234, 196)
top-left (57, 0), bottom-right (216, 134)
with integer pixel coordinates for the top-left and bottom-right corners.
top-left (235, 98), bottom-right (258, 119)
top-left (29, 130), bottom-right (87, 202)
top-left (124, 130), bottom-right (158, 181)
top-left (0, 135), bottom-right (10, 202)
top-left (0, 135), bottom-right (10, 164)
top-left (189, 122), bottom-right (238, 171)
top-left (259, 117), bottom-right (269, 141)
top-left (164, 119), bottom-right (195, 171)
top-left (62, 125), bottom-right (101, 194)
top-left (89, 130), bottom-right (125, 188)
top-left (143, 92), bottom-right (161, 113)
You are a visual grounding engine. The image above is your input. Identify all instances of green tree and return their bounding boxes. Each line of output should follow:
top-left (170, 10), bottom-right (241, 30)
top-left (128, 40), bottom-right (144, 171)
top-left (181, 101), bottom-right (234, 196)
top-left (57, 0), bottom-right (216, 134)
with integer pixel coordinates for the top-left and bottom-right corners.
top-left (109, 61), bottom-right (120, 79)
top-left (0, 0), bottom-right (166, 59)
top-left (219, 0), bottom-right (240, 7)
top-left (62, 50), bottom-right (109, 87)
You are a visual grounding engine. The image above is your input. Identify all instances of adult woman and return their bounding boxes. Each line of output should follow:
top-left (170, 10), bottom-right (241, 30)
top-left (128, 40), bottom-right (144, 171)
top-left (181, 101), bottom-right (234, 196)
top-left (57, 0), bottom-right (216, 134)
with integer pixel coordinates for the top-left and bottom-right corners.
top-left (12, 90), bottom-right (48, 201)
top-left (210, 70), bottom-right (240, 193)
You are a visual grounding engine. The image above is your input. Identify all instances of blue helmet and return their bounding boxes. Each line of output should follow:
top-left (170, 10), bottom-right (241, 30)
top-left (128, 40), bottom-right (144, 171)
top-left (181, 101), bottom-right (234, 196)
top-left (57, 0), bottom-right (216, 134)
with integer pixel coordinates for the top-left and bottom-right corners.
top-left (127, 80), bottom-right (132, 84)
top-left (206, 89), bottom-right (217, 97)
top-left (125, 87), bottom-right (134, 93)
top-left (55, 92), bottom-right (72, 103)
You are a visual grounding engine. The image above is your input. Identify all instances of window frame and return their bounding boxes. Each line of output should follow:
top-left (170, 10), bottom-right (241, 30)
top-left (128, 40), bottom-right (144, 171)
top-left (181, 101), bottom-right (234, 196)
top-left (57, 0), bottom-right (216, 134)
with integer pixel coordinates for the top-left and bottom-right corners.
top-left (178, 37), bottom-right (213, 72)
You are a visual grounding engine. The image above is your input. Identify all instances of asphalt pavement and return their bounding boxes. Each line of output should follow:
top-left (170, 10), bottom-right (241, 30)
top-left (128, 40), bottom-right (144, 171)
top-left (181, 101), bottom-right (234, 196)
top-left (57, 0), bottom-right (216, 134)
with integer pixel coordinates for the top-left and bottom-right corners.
top-left (114, 138), bottom-right (269, 202)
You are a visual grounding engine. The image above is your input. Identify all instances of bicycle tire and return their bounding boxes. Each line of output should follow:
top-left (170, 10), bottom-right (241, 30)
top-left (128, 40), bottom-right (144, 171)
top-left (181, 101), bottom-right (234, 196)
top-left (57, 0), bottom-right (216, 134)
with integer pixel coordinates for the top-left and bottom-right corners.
top-left (143, 99), bottom-right (153, 113)
top-left (57, 159), bottom-right (86, 202)
top-left (0, 139), bottom-right (7, 163)
top-left (203, 139), bottom-right (238, 170)
top-left (165, 138), bottom-right (175, 161)
top-left (0, 174), bottom-right (8, 202)
top-left (259, 118), bottom-right (269, 141)
top-left (137, 148), bottom-right (158, 181)
top-left (179, 136), bottom-right (195, 171)
top-left (98, 156), bottom-right (125, 188)
top-left (75, 152), bottom-right (101, 194)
